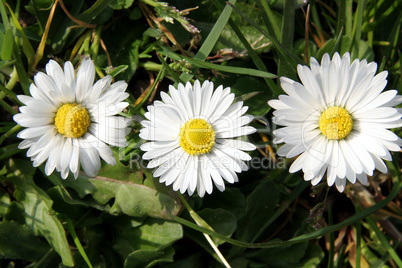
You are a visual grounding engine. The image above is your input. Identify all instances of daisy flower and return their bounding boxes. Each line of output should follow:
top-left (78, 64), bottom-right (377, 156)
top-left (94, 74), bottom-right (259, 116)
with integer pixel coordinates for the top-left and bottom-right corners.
top-left (13, 58), bottom-right (131, 179)
top-left (268, 52), bottom-right (402, 192)
top-left (139, 80), bottom-right (256, 197)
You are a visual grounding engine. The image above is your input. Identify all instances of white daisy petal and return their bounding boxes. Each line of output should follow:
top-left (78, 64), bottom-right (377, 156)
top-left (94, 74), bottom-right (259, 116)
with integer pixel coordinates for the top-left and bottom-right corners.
top-left (14, 58), bottom-right (130, 179)
top-left (269, 53), bottom-right (401, 192)
top-left (76, 58), bottom-right (95, 103)
top-left (140, 80), bottom-right (255, 196)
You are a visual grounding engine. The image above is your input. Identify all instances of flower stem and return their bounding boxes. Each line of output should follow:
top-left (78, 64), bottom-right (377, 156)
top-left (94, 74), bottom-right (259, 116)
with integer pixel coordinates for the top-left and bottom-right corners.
top-left (178, 193), bottom-right (231, 268)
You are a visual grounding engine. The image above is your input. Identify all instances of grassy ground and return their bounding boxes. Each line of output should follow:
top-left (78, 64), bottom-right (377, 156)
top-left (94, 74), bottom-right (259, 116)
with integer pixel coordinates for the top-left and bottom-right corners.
top-left (0, 0), bottom-right (401, 267)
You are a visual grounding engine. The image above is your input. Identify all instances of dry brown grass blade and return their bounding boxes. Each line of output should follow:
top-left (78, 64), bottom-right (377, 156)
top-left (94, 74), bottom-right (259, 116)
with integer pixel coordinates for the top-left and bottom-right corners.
top-left (133, 71), bottom-right (156, 108)
top-left (258, 132), bottom-right (277, 163)
top-left (32, 0), bottom-right (58, 70)
top-left (304, 5), bottom-right (310, 63)
top-left (59, 0), bottom-right (96, 29)
top-left (138, 2), bottom-right (187, 56)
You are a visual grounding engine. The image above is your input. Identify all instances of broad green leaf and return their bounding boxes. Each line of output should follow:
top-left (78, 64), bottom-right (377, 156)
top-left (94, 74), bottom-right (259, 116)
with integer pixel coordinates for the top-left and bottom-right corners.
top-left (126, 218), bottom-right (182, 250)
top-left (6, 159), bottom-right (74, 267)
top-left (298, 244), bottom-right (325, 268)
top-left (0, 221), bottom-right (50, 261)
top-left (113, 217), bottom-right (182, 260)
top-left (123, 247), bottom-right (175, 268)
top-left (201, 188), bottom-right (246, 220)
top-left (47, 186), bottom-right (89, 218)
top-left (236, 180), bottom-right (279, 243)
top-left (249, 242), bottom-right (309, 266)
top-left (0, 191), bottom-right (10, 217)
top-left (61, 171), bottom-right (181, 220)
top-left (198, 208), bottom-right (237, 245)
top-left (4, 201), bottom-right (26, 224)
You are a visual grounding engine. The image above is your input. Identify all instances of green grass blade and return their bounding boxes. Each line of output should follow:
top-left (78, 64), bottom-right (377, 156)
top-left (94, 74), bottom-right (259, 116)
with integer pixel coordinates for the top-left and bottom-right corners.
top-left (309, 0), bottom-right (323, 33)
top-left (170, 174), bottom-right (401, 249)
top-left (179, 0), bottom-right (237, 83)
top-left (170, 171), bottom-right (402, 248)
top-left (212, 0), bottom-right (280, 96)
top-left (355, 222), bottom-right (361, 268)
top-left (384, 12), bottom-right (402, 63)
top-left (351, 0), bottom-right (366, 59)
top-left (228, 20), bottom-right (280, 95)
top-left (327, 204), bottom-right (334, 268)
top-left (184, 57), bottom-right (277, 79)
top-left (0, 124), bottom-right (21, 146)
top-left (366, 216), bottom-right (402, 266)
top-left (336, 0), bottom-right (346, 36)
top-left (77, 0), bottom-right (115, 23)
top-left (161, 50), bottom-right (277, 79)
top-left (0, 80), bottom-right (22, 104)
top-left (133, 66), bottom-right (165, 111)
top-left (277, 0), bottom-right (296, 80)
top-left (330, 28), bottom-right (344, 55)
top-left (254, 0), bottom-right (281, 40)
top-left (226, 2), bottom-right (304, 67)
top-left (156, 53), bottom-right (184, 84)
top-left (362, 1), bottom-right (399, 33)
top-left (6, 3), bottom-right (35, 68)
top-left (66, 218), bottom-right (93, 268)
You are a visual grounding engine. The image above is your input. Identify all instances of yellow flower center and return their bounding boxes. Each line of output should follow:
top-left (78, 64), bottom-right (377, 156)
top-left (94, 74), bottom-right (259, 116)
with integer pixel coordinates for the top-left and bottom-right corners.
top-left (319, 107), bottom-right (353, 140)
top-left (179, 119), bottom-right (215, 155)
top-left (55, 103), bottom-right (90, 138)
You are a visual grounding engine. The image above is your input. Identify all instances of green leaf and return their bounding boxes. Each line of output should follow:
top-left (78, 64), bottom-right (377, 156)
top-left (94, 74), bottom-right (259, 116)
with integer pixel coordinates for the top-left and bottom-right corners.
top-left (316, 36), bottom-right (374, 61)
top-left (277, 0), bottom-right (296, 80)
top-left (61, 168), bottom-right (181, 219)
top-left (1, 29), bottom-right (13, 61)
top-left (6, 3), bottom-right (35, 67)
top-left (106, 65), bottom-right (129, 78)
top-left (4, 201), bottom-right (26, 224)
top-left (99, 19), bottom-right (144, 81)
top-left (0, 191), bottom-right (10, 217)
top-left (47, 186), bottom-right (89, 218)
top-left (0, 221), bottom-right (50, 261)
top-left (250, 242), bottom-right (309, 266)
top-left (6, 159), bottom-right (74, 267)
top-left (198, 208), bottom-right (237, 245)
top-left (110, 0), bottom-right (135, 10)
top-left (129, 218), bottom-right (182, 250)
top-left (236, 180), bottom-right (280, 243)
top-left (201, 188), bottom-right (246, 220)
top-left (214, 75), bottom-right (271, 116)
top-left (123, 247), bottom-right (175, 268)
top-left (298, 243), bottom-right (325, 267)
top-left (113, 217), bottom-right (182, 261)
top-left (204, 1), bottom-right (273, 53)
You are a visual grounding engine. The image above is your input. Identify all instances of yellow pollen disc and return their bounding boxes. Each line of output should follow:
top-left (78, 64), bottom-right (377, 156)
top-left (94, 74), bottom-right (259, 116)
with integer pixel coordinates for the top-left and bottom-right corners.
top-left (319, 107), bottom-right (353, 140)
top-left (55, 103), bottom-right (90, 138)
top-left (179, 119), bottom-right (215, 155)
